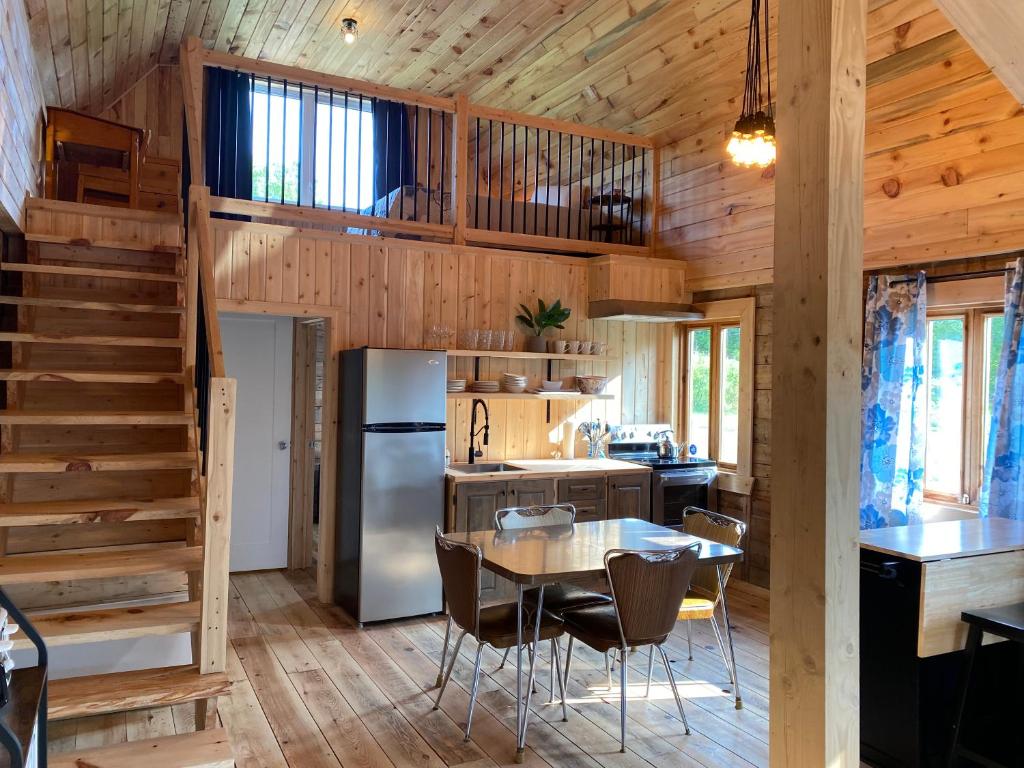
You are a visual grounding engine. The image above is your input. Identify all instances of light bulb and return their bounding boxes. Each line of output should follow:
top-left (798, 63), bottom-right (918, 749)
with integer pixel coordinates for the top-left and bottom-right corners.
top-left (726, 114), bottom-right (776, 168)
top-left (344, 31), bottom-right (356, 44)
top-left (341, 18), bottom-right (358, 44)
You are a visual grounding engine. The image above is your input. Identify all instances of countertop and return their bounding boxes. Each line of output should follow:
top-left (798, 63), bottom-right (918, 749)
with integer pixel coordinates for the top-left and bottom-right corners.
top-left (445, 457), bottom-right (650, 482)
top-left (859, 517), bottom-right (1024, 562)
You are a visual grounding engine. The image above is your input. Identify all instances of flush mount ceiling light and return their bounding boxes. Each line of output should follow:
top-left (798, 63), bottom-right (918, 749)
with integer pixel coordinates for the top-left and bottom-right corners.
top-left (726, 0), bottom-right (776, 168)
top-left (341, 18), bottom-right (359, 45)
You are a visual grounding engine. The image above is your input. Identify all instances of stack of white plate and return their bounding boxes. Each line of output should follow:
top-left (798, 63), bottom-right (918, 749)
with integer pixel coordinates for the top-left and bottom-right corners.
top-left (501, 372), bottom-right (528, 393)
top-left (470, 380), bottom-right (500, 393)
top-left (447, 379), bottom-right (467, 393)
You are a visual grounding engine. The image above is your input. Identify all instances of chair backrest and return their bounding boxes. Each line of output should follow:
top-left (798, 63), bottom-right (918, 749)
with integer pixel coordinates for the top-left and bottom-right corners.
top-left (681, 507), bottom-right (746, 602)
top-left (434, 528), bottom-right (481, 636)
top-left (604, 543), bottom-right (701, 647)
top-left (495, 503), bottom-right (576, 530)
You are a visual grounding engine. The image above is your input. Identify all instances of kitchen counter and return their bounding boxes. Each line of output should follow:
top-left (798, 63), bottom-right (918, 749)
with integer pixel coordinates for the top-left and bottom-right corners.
top-left (859, 517), bottom-right (1024, 561)
top-left (445, 457), bottom-right (650, 482)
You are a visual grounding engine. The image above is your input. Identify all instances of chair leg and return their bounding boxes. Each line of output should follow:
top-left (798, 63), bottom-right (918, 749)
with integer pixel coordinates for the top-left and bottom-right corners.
top-left (436, 615), bottom-right (454, 687)
top-left (659, 645), bottom-right (690, 735)
top-left (710, 614), bottom-right (735, 685)
top-left (464, 643), bottom-right (485, 742)
top-left (619, 646), bottom-right (628, 753)
top-left (686, 620), bottom-right (693, 660)
top-left (645, 646), bottom-right (655, 698)
top-left (563, 635), bottom-right (575, 690)
top-left (549, 638), bottom-right (557, 705)
top-left (605, 651), bottom-right (613, 690)
top-left (434, 630), bottom-right (467, 710)
top-left (498, 647), bottom-right (510, 670)
top-left (552, 637), bottom-right (569, 722)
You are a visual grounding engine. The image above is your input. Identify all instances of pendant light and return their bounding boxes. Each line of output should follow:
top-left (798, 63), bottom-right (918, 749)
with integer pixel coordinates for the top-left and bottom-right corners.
top-left (726, 0), bottom-right (776, 168)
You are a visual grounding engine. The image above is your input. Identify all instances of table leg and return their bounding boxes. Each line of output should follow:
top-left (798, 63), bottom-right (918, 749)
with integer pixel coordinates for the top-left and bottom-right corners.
top-left (717, 565), bottom-right (743, 709)
top-left (946, 623), bottom-right (982, 768)
top-left (518, 584), bottom-right (545, 758)
top-left (514, 583), bottom-right (524, 763)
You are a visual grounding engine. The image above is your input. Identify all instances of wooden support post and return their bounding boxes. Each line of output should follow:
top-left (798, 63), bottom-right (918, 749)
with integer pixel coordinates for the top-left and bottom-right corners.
top-left (770, 0), bottom-right (866, 763)
top-left (199, 377), bottom-right (236, 676)
top-left (180, 37), bottom-right (205, 187)
top-left (649, 146), bottom-right (660, 254)
top-left (453, 93), bottom-right (470, 246)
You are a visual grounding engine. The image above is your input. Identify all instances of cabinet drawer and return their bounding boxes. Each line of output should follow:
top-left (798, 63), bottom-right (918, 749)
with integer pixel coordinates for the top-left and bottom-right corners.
top-left (557, 477), bottom-right (606, 501)
top-left (572, 499), bottom-right (606, 523)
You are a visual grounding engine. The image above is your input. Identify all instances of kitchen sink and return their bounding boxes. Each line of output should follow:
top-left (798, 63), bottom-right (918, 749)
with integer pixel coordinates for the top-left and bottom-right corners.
top-left (449, 462), bottom-right (526, 474)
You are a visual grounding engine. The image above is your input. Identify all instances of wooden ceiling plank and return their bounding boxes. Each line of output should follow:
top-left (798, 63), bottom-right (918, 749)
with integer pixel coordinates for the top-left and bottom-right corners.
top-left (140, 0), bottom-right (172, 75)
top-left (226, 0), bottom-right (270, 57)
top-left (241, 0), bottom-right (286, 59)
top-left (100, 0), bottom-right (119, 107)
top-left (123, 0), bottom-right (150, 98)
top-left (25, 4), bottom-right (60, 106)
top-left (84, 0), bottom-right (104, 112)
top-left (211, 0), bottom-right (247, 52)
top-left (255, 0), bottom-right (309, 63)
top-left (932, 0), bottom-right (1024, 104)
top-left (866, 70), bottom-right (1006, 129)
top-left (44, 0), bottom-right (75, 106)
top-left (357, 0), bottom-right (466, 86)
top-left (270, 0), bottom-right (332, 66)
top-left (867, 8), bottom-right (954, 63)
top-left (109, 0), bottom-right (135, 109)
top-left (182, 0), bottom-right (214, 41)
top-left (160, 0), bottom-right (193, 63)
top-left (329, 0), bottom-right (434, 80)
top-left (292, 0), bottom-right (364, 70)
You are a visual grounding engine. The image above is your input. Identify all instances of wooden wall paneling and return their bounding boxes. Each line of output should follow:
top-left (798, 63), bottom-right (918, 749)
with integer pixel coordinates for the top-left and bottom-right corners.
top-left (100, 66), bottom-right (184, 161)
top-left (288, 320), bottom-right (316, 571)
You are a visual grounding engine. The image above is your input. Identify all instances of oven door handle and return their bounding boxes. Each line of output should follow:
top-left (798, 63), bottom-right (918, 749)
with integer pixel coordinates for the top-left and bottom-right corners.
top-left (655, 471), bottom-right (715, 486)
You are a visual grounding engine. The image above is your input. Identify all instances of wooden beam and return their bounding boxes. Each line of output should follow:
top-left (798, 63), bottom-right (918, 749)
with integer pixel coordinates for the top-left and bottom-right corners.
top-left (453, 92), bottom-right (470, 246)
top-left (932, 0), bottom-right (1024, 104)
top-left (179, 38), bottom-right (204, 186)
top-left (770, 0), bottom-right (865, 763)
top-left (199, 376), bottom-right (236, 675)
top-left (193, 186), bottom-right (226, 378)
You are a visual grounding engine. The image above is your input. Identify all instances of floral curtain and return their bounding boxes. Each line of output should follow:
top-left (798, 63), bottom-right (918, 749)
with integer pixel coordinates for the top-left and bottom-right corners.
top-left (980, 258), bottom-right (1024, 520)
top-left (859, 273), bottom-right (928, 529)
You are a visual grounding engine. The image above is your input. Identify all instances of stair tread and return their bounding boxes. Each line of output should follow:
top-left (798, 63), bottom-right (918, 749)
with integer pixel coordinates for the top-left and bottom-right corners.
top-left (0, 331), bottom-right (184, 347)
top-left (14, 600), bottom-right (201, 649)
top-left (2, 261), bottom-right (184, 283)
top-left (0, 409), bottom-right (191, 425)
top-left (49, 665), bottom-right (231, 720)
top-left (0, 294), bottom-right (184, 313)
top-left (0, 496), bottom-right (200, 525)
top-left (26, 231), bottom-right (184, 254)
top-left (0, 450), bottom-right (195, 472)
top-left (0, 369), bottom-right (186, 383)
top-left (0, 545), bottom-right (203, 585)
top-left (49, 728), bottom-right (234, 768)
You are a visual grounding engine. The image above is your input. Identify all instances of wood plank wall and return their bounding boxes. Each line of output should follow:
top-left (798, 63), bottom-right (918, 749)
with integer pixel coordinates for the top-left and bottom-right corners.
top-left (210, 219), bottom-right (676, 462)
top-left (658, 0), bottom-right (1024, 290)
top-left (0, 0), bottom-right (45, 231)
top-left (100, 65), bottom-right (184, 162)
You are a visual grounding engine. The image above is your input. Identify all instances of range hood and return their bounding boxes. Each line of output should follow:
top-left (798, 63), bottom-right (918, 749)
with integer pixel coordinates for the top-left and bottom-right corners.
top-left (588, 299), bottom-right (705, 323)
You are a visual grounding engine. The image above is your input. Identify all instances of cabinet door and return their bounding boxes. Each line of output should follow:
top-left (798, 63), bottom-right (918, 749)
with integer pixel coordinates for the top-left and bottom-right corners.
top-left (453, 481), bottom-right (508, 601)
top-left (506, 478), bottom-right (556, 508)
top-left (607, 473), bottom-right (652, 521)
top-left (572, 499), bottom-right (607, 523)
top-left (557, 477), bottom-right (606, 502)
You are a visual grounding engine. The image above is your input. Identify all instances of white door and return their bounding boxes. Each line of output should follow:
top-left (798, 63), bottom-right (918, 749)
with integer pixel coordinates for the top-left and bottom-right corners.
top-left (221, 314), bottom-right (293, 571)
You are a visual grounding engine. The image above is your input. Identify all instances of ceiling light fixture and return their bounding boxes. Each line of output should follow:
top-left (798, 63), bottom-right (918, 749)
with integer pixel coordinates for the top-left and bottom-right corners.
top-left (341, 18), bottom-right (358, 45)
top-left (726, 0), bottom-right (775, 168)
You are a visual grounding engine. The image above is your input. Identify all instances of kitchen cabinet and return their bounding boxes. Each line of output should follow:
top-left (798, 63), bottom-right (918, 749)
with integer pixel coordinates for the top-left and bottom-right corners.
top-left (506, 478), bottom-right (556, 508)
top-left (607, 473), bottom-right (651, 521)
top-left (452, 480), bottom-right (507, 600)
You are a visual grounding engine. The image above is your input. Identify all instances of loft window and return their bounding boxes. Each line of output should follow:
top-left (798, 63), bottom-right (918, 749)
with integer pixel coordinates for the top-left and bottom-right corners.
top-left (923, 308), bottom-right (1004, 505)
top-left (251, 80), bottom-right (374, 211)
top-left (683, 323), bottom-right (741, 468)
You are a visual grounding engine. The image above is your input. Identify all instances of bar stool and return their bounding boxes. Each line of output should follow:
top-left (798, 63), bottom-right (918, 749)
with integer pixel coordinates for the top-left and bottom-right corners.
top-left (946, 601), bottom-right (1024, 768)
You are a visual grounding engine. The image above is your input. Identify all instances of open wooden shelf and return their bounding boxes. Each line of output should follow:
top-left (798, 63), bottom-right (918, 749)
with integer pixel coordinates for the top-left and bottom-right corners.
top-left (446, 349), bottom-right (616, 362)
top-left (447, 391), bottom-right (613, 401)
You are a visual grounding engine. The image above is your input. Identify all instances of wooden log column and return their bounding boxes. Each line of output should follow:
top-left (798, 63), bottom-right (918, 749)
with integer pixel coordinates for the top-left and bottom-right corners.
top-left (770, 0), bottom-right (866, 763)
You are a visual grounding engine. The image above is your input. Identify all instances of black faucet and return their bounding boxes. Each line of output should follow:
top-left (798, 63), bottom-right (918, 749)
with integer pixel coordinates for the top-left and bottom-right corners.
top-left (468, 398), bottom-right (490, 464)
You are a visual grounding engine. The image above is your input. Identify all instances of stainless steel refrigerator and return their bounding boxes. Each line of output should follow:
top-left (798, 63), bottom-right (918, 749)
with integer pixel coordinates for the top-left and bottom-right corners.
top-left (334, 347), bottom-right (446, 623)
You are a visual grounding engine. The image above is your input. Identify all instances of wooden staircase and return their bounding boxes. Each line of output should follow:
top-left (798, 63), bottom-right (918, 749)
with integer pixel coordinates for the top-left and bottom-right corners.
top-left (0, 198), bottom-right (234, 765)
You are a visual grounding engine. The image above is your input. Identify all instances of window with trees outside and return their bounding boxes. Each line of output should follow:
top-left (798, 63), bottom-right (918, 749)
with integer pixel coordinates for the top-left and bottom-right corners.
top-left (924, 308), bottom-right (1004, 505)
top-left (684, 324), bottom-right (741, 468)
top-left (251, 80), bottom-right (374, 211)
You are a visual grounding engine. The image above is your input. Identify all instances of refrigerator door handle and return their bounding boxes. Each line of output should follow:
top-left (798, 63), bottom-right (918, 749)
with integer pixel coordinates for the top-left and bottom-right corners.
top-left (362, 423), bottom-right (446, 433)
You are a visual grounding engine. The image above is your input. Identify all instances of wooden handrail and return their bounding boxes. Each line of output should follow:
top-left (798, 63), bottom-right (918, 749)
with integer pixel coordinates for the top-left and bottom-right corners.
top-left (465, 103), bottom-right (655, 150)
top-left (190, 186), bottom-right (225, 378)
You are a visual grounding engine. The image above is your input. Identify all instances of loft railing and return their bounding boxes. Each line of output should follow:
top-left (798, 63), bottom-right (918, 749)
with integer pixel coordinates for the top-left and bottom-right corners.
top-left (180, 37), bottom-right (656, 258)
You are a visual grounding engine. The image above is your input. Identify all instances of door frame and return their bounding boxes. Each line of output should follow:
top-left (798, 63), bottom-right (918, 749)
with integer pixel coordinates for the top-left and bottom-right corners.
top-left (216, 299), bottom-right (339, 602)
top-left (289, 319), bottom-right (321, 570)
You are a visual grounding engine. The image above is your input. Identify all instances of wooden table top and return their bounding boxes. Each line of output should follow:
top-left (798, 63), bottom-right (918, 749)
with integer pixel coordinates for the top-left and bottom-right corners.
top-left (859, 517), bottom-right (1024, 562)
top-left (443, 518), bottom-right (744, 585)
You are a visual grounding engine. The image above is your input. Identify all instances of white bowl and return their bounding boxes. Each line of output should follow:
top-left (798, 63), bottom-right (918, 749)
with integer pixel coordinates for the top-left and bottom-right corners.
top-left (541, 380), bottom-right (562, 391)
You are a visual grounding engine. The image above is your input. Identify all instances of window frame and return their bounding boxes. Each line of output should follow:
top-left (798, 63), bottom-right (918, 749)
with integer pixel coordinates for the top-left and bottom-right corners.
top-left (923, 305), bottom-right (1003, 507)
top-left (681, 321), bottom-right (742, 470)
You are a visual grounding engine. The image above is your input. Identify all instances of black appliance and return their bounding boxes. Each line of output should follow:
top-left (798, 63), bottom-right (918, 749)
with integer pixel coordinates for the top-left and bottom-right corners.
top-left (606, 424), bottom-right (717, 526)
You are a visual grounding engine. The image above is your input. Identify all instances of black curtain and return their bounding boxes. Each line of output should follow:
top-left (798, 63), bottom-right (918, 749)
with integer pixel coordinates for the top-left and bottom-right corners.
top-left (204, 67), bottom-right (253, 199)
top-left (372, 100), bottom-right (414, 204)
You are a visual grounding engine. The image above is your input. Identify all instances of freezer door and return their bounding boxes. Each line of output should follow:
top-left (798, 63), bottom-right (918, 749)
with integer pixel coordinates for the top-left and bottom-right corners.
top-left (363, 349), bottom-right (446, 426)
top-left (359, 428), bottom-right (445, 622)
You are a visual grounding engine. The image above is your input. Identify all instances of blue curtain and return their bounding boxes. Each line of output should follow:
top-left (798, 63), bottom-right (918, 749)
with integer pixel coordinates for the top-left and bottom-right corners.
top-left (372, 100), bottom-right (413, 204)
top-left (980, 258), bottom-right (1024, 519)
top-left (859, 273), bottom-right (928, 529)
top-left (204, 68), bottom-right (253, 200)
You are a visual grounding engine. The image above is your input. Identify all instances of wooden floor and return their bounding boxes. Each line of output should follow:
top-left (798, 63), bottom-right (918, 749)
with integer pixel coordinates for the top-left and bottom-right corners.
top-left (50, 569), bottom-right (772, 767)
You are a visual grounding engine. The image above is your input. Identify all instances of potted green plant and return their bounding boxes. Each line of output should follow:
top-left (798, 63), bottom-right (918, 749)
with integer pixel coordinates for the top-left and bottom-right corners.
top-left (516, 299), bottom-right (571, 353)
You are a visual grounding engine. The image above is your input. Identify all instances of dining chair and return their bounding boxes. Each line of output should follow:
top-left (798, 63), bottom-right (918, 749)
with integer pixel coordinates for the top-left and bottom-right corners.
top-left (645, 507), bottom-right (746, 696)
top-left (560, 543), bottom-right (702, 752)
top-left (494, 504), bottom-right (612, 702)
top-left (433, 528), bottom-right (568, 741)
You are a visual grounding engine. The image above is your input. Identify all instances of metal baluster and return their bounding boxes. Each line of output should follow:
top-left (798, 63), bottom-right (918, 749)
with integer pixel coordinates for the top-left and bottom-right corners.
top-left (498, 121), bottom-right (505, 231)
top-left (327, 89), bottom-right (334, 209)
top-left (280, 79), bottom-right (287, 204)
top-left (510, 123), bottom-right (516, 232)
top-left (600, 139), bottom-right (606, 237)
top-left (357, 94), bottom-right (363, 212)
top-left (522, 122), bottom-right (528, 234)
top-left (265, 76), bottom-right (271, 202)
top-left (399, 102), bottom-right (405, 221)
top-left (639, 149), bottom-right (647, 246)
top-left (589, 138), bottom-right (595, 240)
top-left (474, 117), bottom-right (480, 228)
top-left (382, 98), bottom-right (389, 218)
top-left (414, 107), bottom-right (420, 222)
top-left (427, 107), bottom-right (433, 224)
top-left (577, 132), bottom-right (584, 241)
top-left (567, 134), bottom-right (574, 238)
top-left (629, 146), bottom-right (637, 245)
top-left (533, 126), bottom-right (540, 236)
top-left (555, 132), bottom-right (562, 238)
top-left (311, 84), bottom-right (318, 207)
top-left (486, 120), bottom-right (493, 230)
top-left (342, 91), bottom-right (348, 209)
top-left (297, 81), bottom-right (304, 206)
top-left (440, 111), bottom-right (446, 225)
top-left (545, 129), bottom-right (551, 236)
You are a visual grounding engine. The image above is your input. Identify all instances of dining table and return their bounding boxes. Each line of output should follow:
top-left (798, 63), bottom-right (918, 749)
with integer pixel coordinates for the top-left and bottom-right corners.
top-left (443, 517), bottom-right (745, 762)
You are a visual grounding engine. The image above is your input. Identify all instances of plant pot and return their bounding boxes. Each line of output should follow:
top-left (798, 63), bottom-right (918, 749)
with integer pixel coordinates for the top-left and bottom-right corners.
top-left (526, 335), bottom-right (547, 353)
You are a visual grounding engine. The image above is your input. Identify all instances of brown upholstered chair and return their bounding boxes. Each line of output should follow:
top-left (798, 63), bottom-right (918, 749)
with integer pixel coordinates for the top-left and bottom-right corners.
top-left (433, 528), bottom-right (568, 741)
top-left (645, 507), bottom-right (746, 698)
top-left (493, 504), bottom-right (611, 702)
top-left (560, 543), bottom-right (702, 752)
